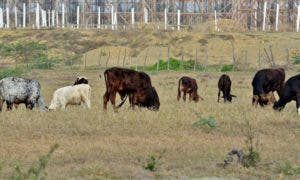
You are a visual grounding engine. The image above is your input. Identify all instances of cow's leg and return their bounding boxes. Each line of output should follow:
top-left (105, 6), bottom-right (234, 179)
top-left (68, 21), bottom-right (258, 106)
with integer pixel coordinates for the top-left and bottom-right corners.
top-left (109, 91), bottom-right (117, 108)
top-left (189, 93), bottom-right (192, 102)
top-left (0, 99), bottom-right (4, 112)
top-left (223, 91), bottom-right (227, 103)
top-left (217, 90), bottom-right (220, 102)
top-left (296, 93), bottom-right (300, 115)
top-left (183, 92), bottom-right (187, 102)
top-left (6, 101), bottom-right (13, 111)
top-left (103, 91), bottom-right (110, 110)
top-left (82, 96), bottom-right (91, 109)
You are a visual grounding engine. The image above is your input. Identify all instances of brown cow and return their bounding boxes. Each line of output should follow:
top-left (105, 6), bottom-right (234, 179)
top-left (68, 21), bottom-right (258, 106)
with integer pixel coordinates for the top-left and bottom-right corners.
top-left (103, 67), bottom-right (160, 110)
top-left (218, 74), bottom-right (236, 103)
top-left (252, 68), bottom-right (285, 107)
top-left (177, 76), bottom-right (203, 102)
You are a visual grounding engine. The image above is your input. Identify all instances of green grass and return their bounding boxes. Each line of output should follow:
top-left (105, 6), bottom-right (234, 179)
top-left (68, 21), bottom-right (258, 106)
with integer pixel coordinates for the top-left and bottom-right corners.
top-left (0, 68), bottom-right (25, 79)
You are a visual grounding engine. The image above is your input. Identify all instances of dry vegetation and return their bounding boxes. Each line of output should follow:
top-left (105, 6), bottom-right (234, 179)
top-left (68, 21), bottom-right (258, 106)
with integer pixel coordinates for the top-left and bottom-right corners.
top-left (0, 29), bottom-right (299, 179)
top-left (0, 69), bottom-right (299, 179)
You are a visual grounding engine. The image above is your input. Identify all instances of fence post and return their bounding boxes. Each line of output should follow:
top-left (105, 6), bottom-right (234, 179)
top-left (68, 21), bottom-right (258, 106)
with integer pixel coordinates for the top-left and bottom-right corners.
top-left (144, 7), bottom-right (148, 24)
top-left (48, 10), bottom-right (50, 27)
top-left (204, 45), bottom-right (208, 71)
top-left (111, 5), bottom-right (114, 30)
top-left (275, 4), bottom-right (279, 31)
top-left (98, 48), bottom-right (102, 69)
top-left (244, 50), bottom-right (248, 70)
top-left (51, 10), bottom-right (55, 27)
top-left (143, 48), bottom-right (149, 71)
top-left (258, 48), bottom-right (261, 69)
top-left (105, 51), bottom-right (110, 69)
top-left (230, 41), bottom-right (236, 71)
top-left (84, 53), bottom-right (87, 70)
top-left (286, 48), bottom-right (290, 65)
top-left (36, 3), bottom-right (40, 29)
top-left (262, 1), bottom-right (267, 31)
top-left (117, 49), bottom-right (120, 66)
top-left (23, 3), bottom-right (26, 28)
top-left (194, 48), bottom-right (197, 71)
top-left (219, 56), bottom-right (223, 71)
top-left (167, 46), bottom-right (170, 70)
top-left (254, 11), bottom-right (257, 31)
top-left (56, 10), bottom-right (58, 28)
top-left (157, 46), bottom-right (161, 72)
top-left (123, 48), bottom-right (126, 67)
top-left (214, 10), bottom-right (218, 31)
top-left (114, 12), bottom-right (117, 30)
top-left (0, 8), bottom-right (3, 28)
top-left (181, 48), bottom-right (184, 70)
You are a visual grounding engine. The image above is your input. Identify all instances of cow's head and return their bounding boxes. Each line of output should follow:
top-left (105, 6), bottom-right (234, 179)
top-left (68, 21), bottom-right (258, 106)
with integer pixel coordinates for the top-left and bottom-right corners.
top-left (273, 101), bottom-right (284, 111)
top-left (252, 92), bottom-right (275, 107)
top-left (74, 76), bottom-right (88, 85)
top-left (149, 87), bottom-right (160, 111)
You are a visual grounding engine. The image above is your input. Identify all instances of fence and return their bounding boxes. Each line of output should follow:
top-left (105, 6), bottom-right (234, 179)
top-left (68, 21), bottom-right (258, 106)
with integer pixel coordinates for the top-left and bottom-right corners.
top-left (0, 1), bottom-right (300, 32)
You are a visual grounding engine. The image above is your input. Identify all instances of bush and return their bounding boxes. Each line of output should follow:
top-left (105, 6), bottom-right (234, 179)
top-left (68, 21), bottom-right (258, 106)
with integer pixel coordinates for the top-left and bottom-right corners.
top-left (0, 68), bottom-right (25, 79)
top-left (221, 64), bottom-right (234, 72)
top-left (193, 112), bottom-right (219, 129)
top-left (292, 55), bottom-right (300, 64)
top-left (277, 161), bottom-right (300, 175)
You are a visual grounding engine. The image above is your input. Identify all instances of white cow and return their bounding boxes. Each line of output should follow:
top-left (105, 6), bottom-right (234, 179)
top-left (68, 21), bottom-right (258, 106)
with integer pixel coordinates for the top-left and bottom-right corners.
top-left (49, 84), bottom-right (91, 110)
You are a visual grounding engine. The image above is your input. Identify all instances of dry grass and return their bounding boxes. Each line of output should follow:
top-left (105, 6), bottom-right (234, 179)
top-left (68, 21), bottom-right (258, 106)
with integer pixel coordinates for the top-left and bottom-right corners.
top-left (0, 69), bottom-right (299, 179)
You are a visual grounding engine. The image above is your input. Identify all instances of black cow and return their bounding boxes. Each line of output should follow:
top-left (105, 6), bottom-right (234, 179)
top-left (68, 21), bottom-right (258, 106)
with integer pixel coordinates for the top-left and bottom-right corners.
top-left (74, 76), bottom-right (88, 85)
top-left (273, 74), bottom-right (300, 114)
top-left (217, 74), bottom-right (236, 103)
top-left (103, 67), bottom-right (160, 110)
top-left (252, 68), bottom-right (285, 107)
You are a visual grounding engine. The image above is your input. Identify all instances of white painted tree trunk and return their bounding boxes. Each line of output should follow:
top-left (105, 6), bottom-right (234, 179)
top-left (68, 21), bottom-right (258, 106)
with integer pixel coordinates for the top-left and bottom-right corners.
top-left (275, 4), bottom-right (279, 31)
top-left (23, 3), bottom-right (26, 28)
top-left (214, 10), bottom-right (218, 31)
top-left (262, 1), bottom-right (267, 31)
top-left (0, 8), bottom-right (3, 28)
top-left (36, 3), bottom-right (39, 29)
top-left (51, 10), bottom-right (55, 27)
top-left (97, 6), bottom-right (100, 29)
top-left (131, 8), bottom-right (134, 26)
top-left (77, 6), bottom-right (79, 28)
top-left (62, 4), bottom-right (65, 28)
top-left (111, 5), bottom-right (114, 30)
top-left (297, 5), bottom-right (300, 32)
top-left (48, 10), bottom-right (50, 27)
top-left (144, 7), bottom-right (148, 24)
top-left (56, 10), bottom-right (58, 27)
top-left (164, 8), bottom-right (167, 30)
top-left (14, 5), bottom-right (17, 28)
top-left (177, 9), bottom-right (180, 30)
top-left (114, 12), bottom-right (117, 30)
top-left (6, 6), bottom-right (9, 28)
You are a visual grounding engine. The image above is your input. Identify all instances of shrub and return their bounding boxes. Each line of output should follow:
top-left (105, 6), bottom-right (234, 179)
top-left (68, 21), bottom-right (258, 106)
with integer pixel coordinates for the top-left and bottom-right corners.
top-left (13, 144), bottom-right (59, 180)
top-left (277, 161), bottom-right (300, 175)
top-left (293, 55), bottom-right (300, 64)
top-left (144, 155), bottom-right (157, 171)
top-left (193, 113), bottom-right (219, 129)
top-left (0, 68), bottom-right (25, 79)
top-left (221, 64), bottom-right (234, 72)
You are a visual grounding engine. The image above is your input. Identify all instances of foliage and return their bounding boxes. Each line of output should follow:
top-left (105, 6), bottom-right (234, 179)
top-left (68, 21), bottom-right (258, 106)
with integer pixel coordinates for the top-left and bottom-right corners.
top-left (243, 121), bottom-right (261, 168)
top-left (193, 112), bottom-right (219, 129)
top-left (13, 144), bottom-right (59, 180)
top-left (146, 58), bottom-right (203, 71)
top-left (144, 155), bottom-right (157, 171)
top-left (221, 64), bottom-right (234, 72)
top-left (292, 55), bottom-right (300, 64)
top-left (277, 161), bottom-right (300, 176)
top-left (0, 68), bottom-right (25, 80)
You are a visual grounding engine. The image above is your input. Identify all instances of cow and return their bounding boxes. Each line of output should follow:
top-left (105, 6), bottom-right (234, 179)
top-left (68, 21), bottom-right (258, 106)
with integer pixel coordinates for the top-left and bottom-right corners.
top-left (48, 84), bottom-right (91, 110)
top-left (0, 77), bottom-right (47, 111)
top-left (103, 67), bottom-right (160, 110)
top-left (273, 74), bottom-right (300, 114)
top-left (217, 74), bottom-right (236, 103)
top-left (74, 76), bottom-right (88, 85)
top-left (251, 68), bottom-right (285, 107)
top-left (177, 76), bottom-right (203, 102)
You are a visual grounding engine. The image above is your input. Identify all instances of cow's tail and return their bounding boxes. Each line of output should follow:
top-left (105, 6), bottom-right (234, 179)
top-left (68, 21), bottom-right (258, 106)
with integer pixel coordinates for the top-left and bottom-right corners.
top-left (114, 95), bottom-right (128, 109)
top-left (177, 78), bottom-right (181, 101)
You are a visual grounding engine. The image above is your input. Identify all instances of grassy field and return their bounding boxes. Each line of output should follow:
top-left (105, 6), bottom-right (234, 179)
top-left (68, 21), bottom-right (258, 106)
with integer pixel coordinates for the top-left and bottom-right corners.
top-left (0, 69), bottom-right (299, 179)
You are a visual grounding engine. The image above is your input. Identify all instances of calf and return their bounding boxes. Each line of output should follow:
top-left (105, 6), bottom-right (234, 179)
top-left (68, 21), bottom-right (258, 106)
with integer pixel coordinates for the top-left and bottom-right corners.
top-left (103, 67), bottom-right (159, 110)
top-left (273, 74), bottom-right (300, 114)
top-left (217, 74), bottom-right (236, 103)
top-left (0, 77), bottom-right (47, 111)
top-left (177, 76), bottom-right (203, 102)
top-left (74, 76), bottom-right (88, 85)
top-left (252, 68), bottom-right (285, 107)
top-left (49, 84), bottom-right (91, 110)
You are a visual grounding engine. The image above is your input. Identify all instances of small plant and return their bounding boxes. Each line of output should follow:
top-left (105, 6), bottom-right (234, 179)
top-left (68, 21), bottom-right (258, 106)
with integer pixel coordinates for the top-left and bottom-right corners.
top-left (193, 113), bottom-right (218, 129)
top-left (13, 144), bottom-right (59, 180)
top-left (292, 55), bottom-right (300, 64)
top-left (221, 64), bottom-right (233, 72)
top-left (145, 155), bottom-right (157, 171)
top-left (277, 161), bottom-right (300, 175)
top-left (243, 121), bottom-right (260, 168)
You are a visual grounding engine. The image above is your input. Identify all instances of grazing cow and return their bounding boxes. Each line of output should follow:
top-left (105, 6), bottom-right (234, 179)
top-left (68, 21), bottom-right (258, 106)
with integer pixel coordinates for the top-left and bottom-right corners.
top-left (217, 74), bottom-right (236, 103)
top-left (252, 68), bottom-right (285, 107)
top-left (177, 76), bottom-right (203, 102)
top-left (273, 74), bottom-right (300, 114)
top-left (0, 77), bottom-right (47, 111)
top-left (103, 67), bottom-right (160, 110)
top-left (74, 76), bottom-right (88, 85)
top-left (49, 84), bottom-right (91, 110)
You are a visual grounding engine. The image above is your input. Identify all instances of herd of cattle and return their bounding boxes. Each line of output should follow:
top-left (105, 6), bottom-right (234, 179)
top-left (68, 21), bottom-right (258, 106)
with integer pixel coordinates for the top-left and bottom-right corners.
top-left (0, 67), bottom-right (300, 114)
